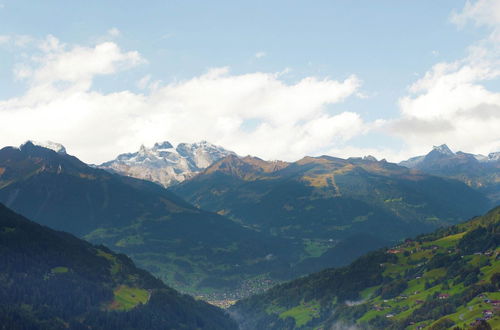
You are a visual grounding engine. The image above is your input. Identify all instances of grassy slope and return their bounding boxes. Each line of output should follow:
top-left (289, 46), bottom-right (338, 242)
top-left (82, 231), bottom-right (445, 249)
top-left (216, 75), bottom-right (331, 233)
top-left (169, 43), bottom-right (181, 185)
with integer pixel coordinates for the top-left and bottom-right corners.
top-left (230, 206), bottom-right (500, 330)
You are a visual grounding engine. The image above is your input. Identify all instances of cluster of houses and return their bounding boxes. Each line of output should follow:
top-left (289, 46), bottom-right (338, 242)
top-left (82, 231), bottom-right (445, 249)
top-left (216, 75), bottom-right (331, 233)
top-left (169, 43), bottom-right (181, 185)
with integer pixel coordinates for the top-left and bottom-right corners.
top-left (386, 241), bottom-right (444, 256)
top-left (201, 277), bottom-right (277, 303)
top-left (481, 297), bottom-right (500, 321)
top-left (465, 295), bottom-right (500, 326)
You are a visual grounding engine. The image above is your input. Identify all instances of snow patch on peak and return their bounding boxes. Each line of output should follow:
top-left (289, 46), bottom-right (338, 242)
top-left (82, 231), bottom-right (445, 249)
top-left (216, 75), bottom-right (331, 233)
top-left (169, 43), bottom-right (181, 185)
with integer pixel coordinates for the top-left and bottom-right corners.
top-left (474, 154), bottom-right (488, 161)
top-left (363, 155), bottom-right (378, 162)
top-left (22, 140), bottom-right (67, 154)
top-left (487, 152), bottom-right (500, 161)
top-left (471, 152), bottom-right (500, 162)
top-left (432, 144), bottom-right (454, 156)
top-left (153, 141), bottom-right (174, 150)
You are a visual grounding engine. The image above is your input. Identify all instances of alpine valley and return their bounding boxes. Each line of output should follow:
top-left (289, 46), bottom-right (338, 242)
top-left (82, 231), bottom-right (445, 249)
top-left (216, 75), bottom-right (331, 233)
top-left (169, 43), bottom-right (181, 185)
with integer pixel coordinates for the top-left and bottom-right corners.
top-left (1, 140), bottom-right (499, 329)
top-left (0, 142), bottom-right (297, 299)
top-left (172, 153), bottom-right (491, 275)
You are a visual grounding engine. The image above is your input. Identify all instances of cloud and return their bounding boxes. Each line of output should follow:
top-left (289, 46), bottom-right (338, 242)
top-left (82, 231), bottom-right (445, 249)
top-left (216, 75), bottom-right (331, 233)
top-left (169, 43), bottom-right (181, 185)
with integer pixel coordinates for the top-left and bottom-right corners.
top-left (255, 51), bottom-right (266, 59)
top-left (29, 36), bottom-right (143, 87)
top-left (107, 28), bottom-right (121, 37)
top-left (0, 34), bottom-right (33, 47)
top-left (5, 1), bottom-right (500, 166)
top-left (451, 0), bottom-right (500, 28)
top-left (137, 74), bottom-right (151, 89)
top-left (388, 0), bottom-right (500, 157)
top-left (0, 35), bottom-right (365, 163)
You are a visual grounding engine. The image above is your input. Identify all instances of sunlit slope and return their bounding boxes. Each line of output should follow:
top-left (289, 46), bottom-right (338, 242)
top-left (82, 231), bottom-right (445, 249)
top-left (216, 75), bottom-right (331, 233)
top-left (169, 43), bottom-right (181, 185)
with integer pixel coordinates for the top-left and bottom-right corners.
top-left (174, 154), bottom-right (491, 275)
top-left (230, 206), bottom-right (500, 330)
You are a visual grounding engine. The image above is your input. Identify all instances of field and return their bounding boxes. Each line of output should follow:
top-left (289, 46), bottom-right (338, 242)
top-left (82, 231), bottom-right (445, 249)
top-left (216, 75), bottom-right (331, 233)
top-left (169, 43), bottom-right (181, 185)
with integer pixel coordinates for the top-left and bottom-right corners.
top-left (108, 285), bottom-right (150, 311)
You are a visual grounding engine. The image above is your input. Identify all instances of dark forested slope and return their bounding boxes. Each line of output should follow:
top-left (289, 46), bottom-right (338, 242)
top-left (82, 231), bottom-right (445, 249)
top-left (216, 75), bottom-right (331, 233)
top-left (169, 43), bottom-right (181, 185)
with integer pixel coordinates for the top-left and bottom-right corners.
top-left (0, 203), bottom-right (237, 329)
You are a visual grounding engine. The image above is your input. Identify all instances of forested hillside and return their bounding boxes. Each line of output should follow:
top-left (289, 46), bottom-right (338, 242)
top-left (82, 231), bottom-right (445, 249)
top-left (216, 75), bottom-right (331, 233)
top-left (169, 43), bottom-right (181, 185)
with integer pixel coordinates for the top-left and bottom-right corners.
top-left (0, 203), bottom-right (237, 329)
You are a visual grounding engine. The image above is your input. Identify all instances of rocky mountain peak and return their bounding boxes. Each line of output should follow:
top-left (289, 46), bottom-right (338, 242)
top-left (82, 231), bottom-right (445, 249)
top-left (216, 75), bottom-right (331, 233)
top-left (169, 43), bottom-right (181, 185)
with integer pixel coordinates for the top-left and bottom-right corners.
top-left (21, 140), bottom-right (67, 154)
top-left (488, 151), bottom-right (500, 161)
top-left (363, 155), bottom-right (378, 162)
top-left (153, 141), bottom-right (174, 150)
top-left (431, 144), bottom-right (454, 156)
top-left (99, 140), bottom-right (236, 187)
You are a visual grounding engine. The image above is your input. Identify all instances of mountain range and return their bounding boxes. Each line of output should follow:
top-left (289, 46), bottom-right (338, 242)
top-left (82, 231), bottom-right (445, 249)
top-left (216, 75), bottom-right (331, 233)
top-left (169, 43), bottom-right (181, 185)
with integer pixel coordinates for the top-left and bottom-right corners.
top-left (1, 139), bottom-right (499, 328)
top-left (0, 140), bottom-right (496, 300)
top-left (0, 202), bottom-right (237, 329)
top-left (400, 144), bottom-right (500, 203)
top-left (172, 153), bottom-right (491, 274)
top-left (0, 141), bottom-right (296, 297)
top-left (99, 141), bottom-right (235, 187)
top-left (230, 206), bottom-right (500, 329)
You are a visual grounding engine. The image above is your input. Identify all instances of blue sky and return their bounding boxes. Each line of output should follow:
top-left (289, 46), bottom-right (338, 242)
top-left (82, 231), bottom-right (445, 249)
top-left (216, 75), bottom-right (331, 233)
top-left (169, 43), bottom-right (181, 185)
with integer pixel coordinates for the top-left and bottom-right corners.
top-left (1, 0), bottom-right (499, 163)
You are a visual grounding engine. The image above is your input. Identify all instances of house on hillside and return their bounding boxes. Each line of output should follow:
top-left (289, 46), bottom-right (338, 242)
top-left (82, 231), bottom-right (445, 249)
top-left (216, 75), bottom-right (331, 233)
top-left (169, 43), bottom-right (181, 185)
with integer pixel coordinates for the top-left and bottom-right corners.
top-left (483, 310), bottom-right (493, 317)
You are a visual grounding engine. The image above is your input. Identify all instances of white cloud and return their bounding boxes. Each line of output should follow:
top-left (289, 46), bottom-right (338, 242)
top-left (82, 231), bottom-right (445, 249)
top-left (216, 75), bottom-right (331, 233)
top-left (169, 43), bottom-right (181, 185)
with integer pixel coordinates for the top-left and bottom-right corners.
top-left (0, 34), bottom-right (33, 47)
top-left (137, 74), bottom-right (151, 89)
top-left (107, 28), bottom-right (121, 37)
top-left (255, 51), bottom-right (266, 59)
top-left (13, 35), bottom-right (33, 47)
top-left (451, 0), bottom-right (500, 28)
top-left (0, 35), bottom-right (365, 163)
top-left (6, 2), bottom-right (500, 166)
top-left (388, 0), bottom-right (500, 157)
top-left (30, 36), bottom-right (143, 87)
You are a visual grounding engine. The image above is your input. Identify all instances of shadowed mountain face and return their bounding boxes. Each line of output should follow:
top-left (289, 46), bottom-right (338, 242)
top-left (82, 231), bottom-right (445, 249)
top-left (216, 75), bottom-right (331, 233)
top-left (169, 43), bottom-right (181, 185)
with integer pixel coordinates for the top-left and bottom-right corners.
top-left (400, 144), bottom-right (500, 204)
top-left (0, 203), bottom-right (237, 329)
top-left (230, 206), bottom-right (500, 330)
top-left (0, 141), bottom-right (198, 236)
top-left (173, 154), bottom-right (491, 274)
top-left (0, 142), bottom-right (299, 295)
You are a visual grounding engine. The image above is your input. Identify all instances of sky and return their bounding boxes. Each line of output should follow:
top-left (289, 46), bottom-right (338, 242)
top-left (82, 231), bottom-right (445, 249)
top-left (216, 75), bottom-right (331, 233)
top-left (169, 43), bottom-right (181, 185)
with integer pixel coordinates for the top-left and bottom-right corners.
top-left (1, 0), bottom-right (500, 164)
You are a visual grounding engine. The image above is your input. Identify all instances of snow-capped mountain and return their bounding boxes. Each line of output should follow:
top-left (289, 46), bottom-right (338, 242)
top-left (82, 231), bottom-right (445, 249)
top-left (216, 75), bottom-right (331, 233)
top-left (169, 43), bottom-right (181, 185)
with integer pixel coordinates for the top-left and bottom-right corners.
top-left (99, 141), bottom-right (236, 187)
top-left (485, 152), bottom-right (500, 162)
top-left (399, 144), bottom-right (500, 203)
top-left (400, 144), bottom-right (500, 169)
top-left (21, 140), bottom-right (67, 154)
